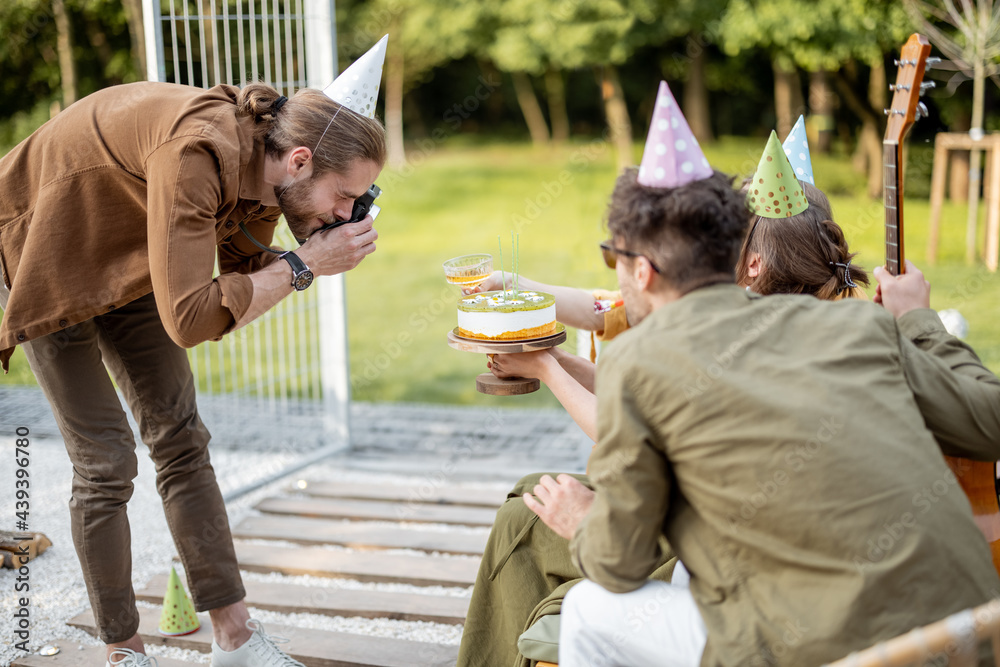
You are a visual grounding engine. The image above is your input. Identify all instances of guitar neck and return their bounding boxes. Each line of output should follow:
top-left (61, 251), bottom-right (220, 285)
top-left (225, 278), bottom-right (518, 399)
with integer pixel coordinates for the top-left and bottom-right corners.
top-left (883, 141), bottom-right (904, 276)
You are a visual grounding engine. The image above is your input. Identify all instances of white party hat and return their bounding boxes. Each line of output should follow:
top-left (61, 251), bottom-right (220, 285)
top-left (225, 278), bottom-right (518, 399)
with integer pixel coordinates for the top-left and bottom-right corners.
top-left (782, 115), bottom-right (814, 185)
top-left (322, 35), bottom-right (387, 119)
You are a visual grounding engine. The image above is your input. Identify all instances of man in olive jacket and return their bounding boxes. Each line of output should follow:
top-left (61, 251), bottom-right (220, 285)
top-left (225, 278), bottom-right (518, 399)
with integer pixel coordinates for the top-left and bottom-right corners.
top-left (525, 169), bottom-right (1000, 666)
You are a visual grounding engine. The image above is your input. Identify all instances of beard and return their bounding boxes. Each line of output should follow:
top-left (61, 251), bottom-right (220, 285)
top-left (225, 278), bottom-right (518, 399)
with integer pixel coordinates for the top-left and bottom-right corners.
top-left (275, 178), bottom-right (335, 242)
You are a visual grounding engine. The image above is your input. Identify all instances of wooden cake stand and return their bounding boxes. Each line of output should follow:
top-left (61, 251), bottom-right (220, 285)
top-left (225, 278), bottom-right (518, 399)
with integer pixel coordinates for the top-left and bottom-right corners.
top-left (446, 325), bottom-right (567, 395)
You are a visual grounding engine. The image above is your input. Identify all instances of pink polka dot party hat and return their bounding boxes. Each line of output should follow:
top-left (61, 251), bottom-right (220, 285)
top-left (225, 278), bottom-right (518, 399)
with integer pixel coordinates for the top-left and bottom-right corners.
top-left (637, 81), bottom-right (714, 188)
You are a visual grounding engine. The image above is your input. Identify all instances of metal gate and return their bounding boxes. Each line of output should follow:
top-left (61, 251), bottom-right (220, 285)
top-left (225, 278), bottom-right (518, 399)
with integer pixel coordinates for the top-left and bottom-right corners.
top-left (140, 0), bottom-right (350, 448)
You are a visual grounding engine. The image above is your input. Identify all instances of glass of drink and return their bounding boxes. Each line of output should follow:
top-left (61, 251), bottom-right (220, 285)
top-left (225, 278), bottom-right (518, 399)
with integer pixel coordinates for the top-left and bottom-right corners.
top-left (443, 254), bottom-right (493, 288)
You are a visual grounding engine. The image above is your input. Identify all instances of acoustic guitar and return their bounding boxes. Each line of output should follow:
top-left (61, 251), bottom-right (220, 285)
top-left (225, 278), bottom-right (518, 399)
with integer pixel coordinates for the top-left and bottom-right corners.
top-left (884, 34), bottom-right (1000, 574)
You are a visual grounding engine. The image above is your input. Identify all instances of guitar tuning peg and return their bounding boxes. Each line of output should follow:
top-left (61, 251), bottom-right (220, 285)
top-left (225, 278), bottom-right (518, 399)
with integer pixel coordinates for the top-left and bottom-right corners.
top-left (889, 84), bottom-right (895, 92)
top-left (884, 108), bottom-right (892, 116)
top-left (926, 57), bottom-right (942, 66)
top-left (920, 81), bottom-right (936, 92)
top-left (894, 58), bottom-right (912, 67)
top-left (916, 101), bottom-right (929, 119)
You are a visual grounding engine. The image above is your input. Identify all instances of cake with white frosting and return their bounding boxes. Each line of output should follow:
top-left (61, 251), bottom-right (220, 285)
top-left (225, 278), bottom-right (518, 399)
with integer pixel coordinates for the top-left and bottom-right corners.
top-left (457, 290), bottom-right (557, 340)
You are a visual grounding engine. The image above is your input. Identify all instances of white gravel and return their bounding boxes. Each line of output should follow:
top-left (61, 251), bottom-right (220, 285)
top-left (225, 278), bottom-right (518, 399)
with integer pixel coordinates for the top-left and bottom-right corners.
top-left (238, 570), bottom-right (472, 598)
top-left (0, 436), bottom-right (492, 665)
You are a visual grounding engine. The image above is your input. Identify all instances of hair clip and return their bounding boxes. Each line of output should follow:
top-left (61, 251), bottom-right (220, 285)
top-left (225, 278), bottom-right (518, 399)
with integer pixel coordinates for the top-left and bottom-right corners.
top-left (829, 260), bottom-right (858, 291)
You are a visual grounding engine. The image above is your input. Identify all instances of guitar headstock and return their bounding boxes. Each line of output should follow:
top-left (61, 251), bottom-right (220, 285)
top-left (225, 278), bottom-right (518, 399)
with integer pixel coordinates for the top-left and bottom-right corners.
top-left (884, 34), bottom-right (933, 145)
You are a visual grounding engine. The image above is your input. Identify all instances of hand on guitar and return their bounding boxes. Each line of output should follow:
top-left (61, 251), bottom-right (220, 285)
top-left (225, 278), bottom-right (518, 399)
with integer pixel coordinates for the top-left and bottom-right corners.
top-left (873, 259), bottom-right (931, 318)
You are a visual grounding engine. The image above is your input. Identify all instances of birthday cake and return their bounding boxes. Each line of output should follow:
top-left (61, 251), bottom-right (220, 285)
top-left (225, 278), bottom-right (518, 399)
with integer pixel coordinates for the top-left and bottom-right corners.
top-left (457, 290), bottom-right (557, 340)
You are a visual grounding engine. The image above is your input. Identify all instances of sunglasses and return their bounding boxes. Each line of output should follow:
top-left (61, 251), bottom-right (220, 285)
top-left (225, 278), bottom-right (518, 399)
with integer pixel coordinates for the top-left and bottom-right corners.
top-left (600, 241), bottom-right (662, 274)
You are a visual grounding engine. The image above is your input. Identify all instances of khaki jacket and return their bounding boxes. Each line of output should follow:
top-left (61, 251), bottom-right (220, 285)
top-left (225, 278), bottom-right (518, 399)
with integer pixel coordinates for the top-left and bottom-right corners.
top-left (0, 82), bottom-right (283, 371)
top-left (573, 284), bottom-right (1000, 666)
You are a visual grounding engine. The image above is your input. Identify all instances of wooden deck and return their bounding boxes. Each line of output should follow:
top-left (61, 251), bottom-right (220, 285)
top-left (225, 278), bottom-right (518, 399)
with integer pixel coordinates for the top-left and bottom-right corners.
top-left (14, 480), bottom-right (507, 667)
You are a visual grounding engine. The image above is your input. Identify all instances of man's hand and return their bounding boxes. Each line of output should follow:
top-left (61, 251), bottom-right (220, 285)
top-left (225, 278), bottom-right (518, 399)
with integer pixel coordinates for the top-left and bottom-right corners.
top-left (873, 259), bottom-right (930, 318)
top-left (298, 215), bottom-right (377, 276)
top-left (488, 349), bottom-right (556, 381)
top-left (522, 474), bottom-right (595, 541)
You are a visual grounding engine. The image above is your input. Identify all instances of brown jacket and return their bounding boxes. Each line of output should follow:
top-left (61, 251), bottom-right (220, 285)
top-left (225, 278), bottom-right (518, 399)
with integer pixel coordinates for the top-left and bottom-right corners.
top-left (574, 285), bottom-right (1000, 666)
top-left (0, 82), bottom-right (283, 372)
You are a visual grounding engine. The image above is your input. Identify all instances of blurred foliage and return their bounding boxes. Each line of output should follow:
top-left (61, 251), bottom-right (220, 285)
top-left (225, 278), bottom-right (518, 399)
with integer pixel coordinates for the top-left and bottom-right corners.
top-left (2, 0), bottom-right (997, 154)
top-left (720, 0), bottom-right (914, 69)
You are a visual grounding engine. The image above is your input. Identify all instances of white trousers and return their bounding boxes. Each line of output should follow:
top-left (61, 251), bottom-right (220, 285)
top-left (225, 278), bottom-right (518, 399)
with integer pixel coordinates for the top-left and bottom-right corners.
top-left (559, 563), bottom-right (707, 667)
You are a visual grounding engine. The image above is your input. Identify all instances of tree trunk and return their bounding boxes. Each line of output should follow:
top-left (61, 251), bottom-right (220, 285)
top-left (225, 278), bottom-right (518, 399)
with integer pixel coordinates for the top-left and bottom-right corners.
top-left (121, 0), bottom-right (146, 78)
top-left (966, 56), bottom-right (985, 264)
top-left (544, 68), bottom-right (570, 144)
top-left (51, 0), bottom-right (76, 108)
top-left (865, 57), bottom-right (887, 199)
top-left (385, 14), bottom-right (406, 169)
top-left (479, 60), bottom-right (506, 127)
top-left (85, 16), bottom-right (115, 81)
top-left (600, 65), bottom-right (633, 172)
top-left (948, 111), bottom-right (970, 202)
top-left (809, 70), bottom-right (833, 153)
top-left (511, 71), bottom-right (550, 146)
top-left (684, 45), bottom-right (713, 144)
top-left (772, 59), bottom-right (800, 139)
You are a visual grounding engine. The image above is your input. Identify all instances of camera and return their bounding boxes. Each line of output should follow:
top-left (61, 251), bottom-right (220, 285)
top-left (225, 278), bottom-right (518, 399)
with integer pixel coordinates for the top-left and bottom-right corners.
top-left (316, 183), bottom-right (381, 233)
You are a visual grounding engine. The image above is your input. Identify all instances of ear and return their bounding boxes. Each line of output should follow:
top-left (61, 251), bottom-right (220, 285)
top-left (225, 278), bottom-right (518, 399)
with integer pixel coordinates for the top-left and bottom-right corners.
top-left (285, 146), bottom-right (313, 178)
top-left (747, 252), bottom-right (762, 278)
top-left (634, 256), bottom-right (657, 291)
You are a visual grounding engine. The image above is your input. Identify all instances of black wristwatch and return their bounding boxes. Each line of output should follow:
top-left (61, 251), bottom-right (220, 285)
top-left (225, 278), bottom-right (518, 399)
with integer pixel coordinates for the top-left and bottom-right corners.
top-left (279, 251), bottom-right (314, 291)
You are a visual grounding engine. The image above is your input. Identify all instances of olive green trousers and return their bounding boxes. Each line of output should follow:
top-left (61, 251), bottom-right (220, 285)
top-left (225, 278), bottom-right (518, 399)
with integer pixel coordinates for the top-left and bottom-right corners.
top-left (457, 472), bottom-right (676, 667)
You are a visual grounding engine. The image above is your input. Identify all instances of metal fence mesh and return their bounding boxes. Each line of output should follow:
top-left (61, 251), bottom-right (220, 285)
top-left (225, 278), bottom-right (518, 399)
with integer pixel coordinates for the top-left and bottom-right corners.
top-left (144, 0), bottom-right (344, 444)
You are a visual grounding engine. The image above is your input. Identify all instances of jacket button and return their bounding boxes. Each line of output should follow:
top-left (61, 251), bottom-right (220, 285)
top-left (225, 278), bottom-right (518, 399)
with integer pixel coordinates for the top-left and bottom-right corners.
top-left (58, 319), bottom-right (68, 327)
top-left (16, 333), bottom-right (25, 341)
top-left (225, 220), bottom-right (235, 229)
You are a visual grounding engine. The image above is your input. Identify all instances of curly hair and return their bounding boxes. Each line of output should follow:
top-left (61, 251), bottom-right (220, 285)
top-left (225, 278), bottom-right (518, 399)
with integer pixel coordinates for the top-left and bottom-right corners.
top-left (735, 181), bottom-right (869, 300)
top-left (605, 169), bottom-right (752, 289)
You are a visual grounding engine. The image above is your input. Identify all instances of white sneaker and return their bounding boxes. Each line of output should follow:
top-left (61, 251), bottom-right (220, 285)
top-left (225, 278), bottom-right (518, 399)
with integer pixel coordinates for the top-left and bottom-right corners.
top-left (211, 619), bottom-right (305, 667)
top-left (106, 648), bottom-right (158, 667)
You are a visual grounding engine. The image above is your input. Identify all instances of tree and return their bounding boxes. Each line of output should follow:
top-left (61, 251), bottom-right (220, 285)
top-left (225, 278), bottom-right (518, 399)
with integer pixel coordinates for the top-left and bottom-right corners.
top-left (906, 0), bottom-right (1000, 263)
top-left (346, 0), bottom-right (483, 168)
top-left (484, 0), bottom-right (693, 170)
top-left (720, 0), bottom-right (912, 195)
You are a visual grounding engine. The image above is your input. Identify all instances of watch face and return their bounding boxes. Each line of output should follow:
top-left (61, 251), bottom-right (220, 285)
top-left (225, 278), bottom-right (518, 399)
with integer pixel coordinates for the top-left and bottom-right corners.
top-left (293, 270), bottom-right (314, 291)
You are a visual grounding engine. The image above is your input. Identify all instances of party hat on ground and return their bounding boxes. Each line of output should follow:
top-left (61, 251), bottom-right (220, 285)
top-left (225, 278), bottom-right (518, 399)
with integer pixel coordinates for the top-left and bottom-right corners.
top-left (782, 115), bottom-right (814, 185)
top-left (322, 35), bottom-right (387, 119)
top-left (748, 131), bottom-right (808, 219)
top-left (158, 567), bottom-right (200, 636)
top-left (637, 81), bottom-right (713, 188)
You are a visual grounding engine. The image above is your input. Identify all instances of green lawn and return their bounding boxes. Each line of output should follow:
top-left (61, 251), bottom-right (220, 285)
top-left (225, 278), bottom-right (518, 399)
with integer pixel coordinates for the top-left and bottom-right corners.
top-left (2, 137), bottom-right (998, 409)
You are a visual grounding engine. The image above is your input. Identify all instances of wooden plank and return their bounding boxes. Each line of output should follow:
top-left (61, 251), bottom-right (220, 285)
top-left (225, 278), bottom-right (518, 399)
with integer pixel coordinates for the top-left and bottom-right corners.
top-left (12, 645), bottom-right (197, 667)
top-left (68, 607), bottom-right (458, 667)
top-left (137, 573), bottom-right (469, 624)
top-left (232, 515), bottom-right (487, 555)
top-left (234, 543), bottom-right (479, 587)
top-left (296, 481), bottom-right (508, 509)
top-left (255, 497), bottom-right (498, 527)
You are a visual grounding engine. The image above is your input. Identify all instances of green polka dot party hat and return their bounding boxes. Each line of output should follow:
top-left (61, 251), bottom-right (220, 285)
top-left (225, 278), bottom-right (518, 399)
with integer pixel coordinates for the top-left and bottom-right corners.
top-left (158, 566), bottom-right (201, 636)
top-left (748, 130), bottom-right (808, 219)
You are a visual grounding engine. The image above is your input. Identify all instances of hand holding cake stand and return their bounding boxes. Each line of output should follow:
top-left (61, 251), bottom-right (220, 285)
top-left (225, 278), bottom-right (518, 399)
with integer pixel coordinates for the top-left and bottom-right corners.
top-left (443, 249), bottom-right (566, 395)
top-left (446, 324), bottom-right (567, 395)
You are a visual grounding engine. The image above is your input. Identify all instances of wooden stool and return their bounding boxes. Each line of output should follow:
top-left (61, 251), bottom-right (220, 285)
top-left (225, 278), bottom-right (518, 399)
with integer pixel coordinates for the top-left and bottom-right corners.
top-left (927, 132), bottom-right (1000, 271)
